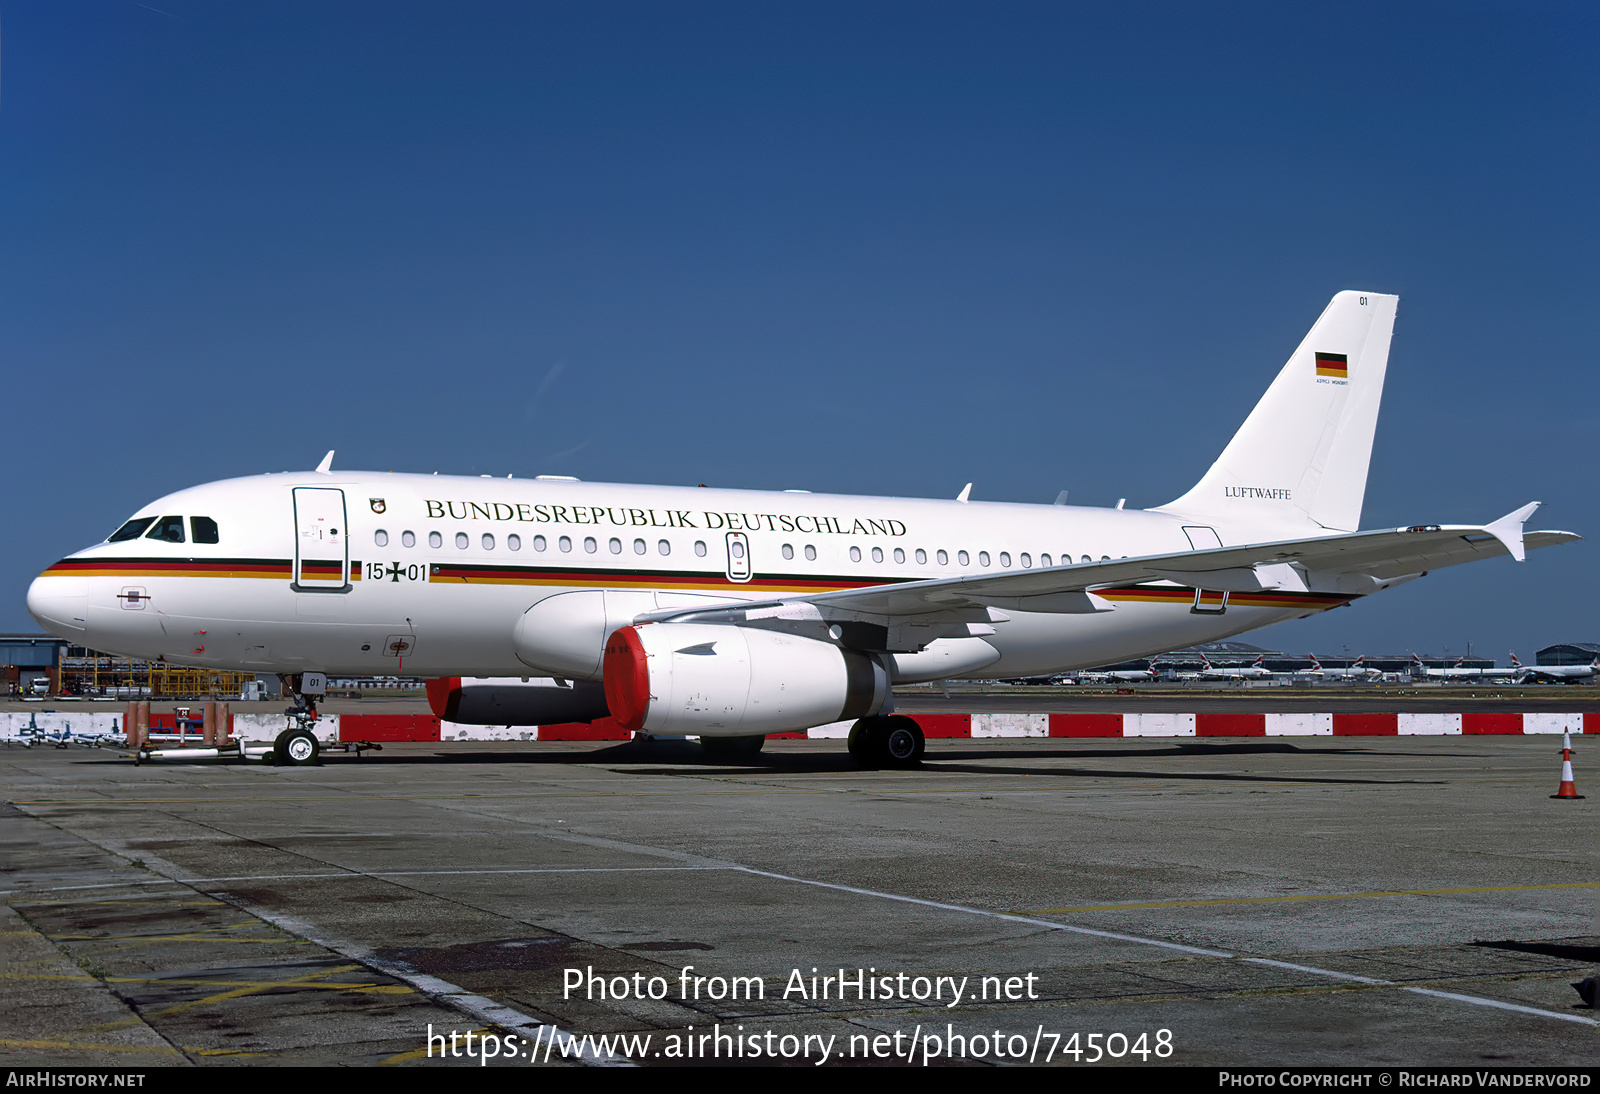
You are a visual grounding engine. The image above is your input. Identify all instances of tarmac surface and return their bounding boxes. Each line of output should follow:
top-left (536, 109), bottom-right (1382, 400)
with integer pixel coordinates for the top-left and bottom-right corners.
top-left (2, 731), bottom-right (1595, 1068)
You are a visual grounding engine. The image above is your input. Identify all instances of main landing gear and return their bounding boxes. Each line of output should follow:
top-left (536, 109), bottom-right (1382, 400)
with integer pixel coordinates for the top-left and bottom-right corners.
top-left (848, 715), bottom-right (925, 769)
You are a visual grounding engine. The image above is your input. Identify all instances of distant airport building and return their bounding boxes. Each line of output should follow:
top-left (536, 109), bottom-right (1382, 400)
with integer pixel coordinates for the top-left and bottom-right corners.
top-left (0, 634), bottom-right (67, 696)
top-left (1537, 643), bottom-right (1600, 666)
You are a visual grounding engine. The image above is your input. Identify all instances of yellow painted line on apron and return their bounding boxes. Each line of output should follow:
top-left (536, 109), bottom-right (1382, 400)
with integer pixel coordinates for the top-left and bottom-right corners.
top-left (0, 1038), bottom-right (180, 1056)
top-left (1017, 881), bottom-right (1600, 916)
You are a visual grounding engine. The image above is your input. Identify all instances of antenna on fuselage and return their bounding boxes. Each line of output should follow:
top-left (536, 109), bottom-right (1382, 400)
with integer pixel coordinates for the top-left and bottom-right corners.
top-left (1053, 491), bottom-right (1069, 506)
top-left (956, 483), bottom-right (972, 503)
top-left (314, 450), bottom-right (335, 474)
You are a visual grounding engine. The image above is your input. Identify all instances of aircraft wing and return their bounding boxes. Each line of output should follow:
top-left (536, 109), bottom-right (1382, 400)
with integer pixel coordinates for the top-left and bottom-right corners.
top-left (642, 502), bottom-right (1578, 624)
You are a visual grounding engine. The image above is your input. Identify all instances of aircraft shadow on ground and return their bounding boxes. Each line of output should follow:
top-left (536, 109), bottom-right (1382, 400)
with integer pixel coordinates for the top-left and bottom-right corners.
top-left (66, 738), bottom-right (1454, 785)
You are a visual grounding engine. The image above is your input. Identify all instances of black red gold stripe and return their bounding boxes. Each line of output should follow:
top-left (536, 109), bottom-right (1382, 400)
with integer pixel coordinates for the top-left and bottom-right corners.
top-left (42, 558), bottom-right (362, 581)
top-left (40, 559), bottom-right (1351, 611)
top-left (425, 562), bottom-right (894, 595)
top-left (1315, 351), bottom-right (1348, 378)
top-left (1092, 583), bottom-right (1352, 610)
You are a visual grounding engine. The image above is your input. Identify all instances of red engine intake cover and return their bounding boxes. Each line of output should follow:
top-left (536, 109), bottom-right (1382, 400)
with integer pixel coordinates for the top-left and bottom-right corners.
top-left (602, 626), bottom-right (651, 732)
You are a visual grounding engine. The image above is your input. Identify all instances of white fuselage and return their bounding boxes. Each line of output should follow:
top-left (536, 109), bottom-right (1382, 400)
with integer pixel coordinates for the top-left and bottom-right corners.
top-left (27, 471), bottom-right (1355, 681)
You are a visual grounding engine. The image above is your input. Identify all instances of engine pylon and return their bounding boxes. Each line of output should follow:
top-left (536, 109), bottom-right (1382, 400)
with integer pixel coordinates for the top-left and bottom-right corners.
top-left (1551, 731), bottom-right (1585, 800)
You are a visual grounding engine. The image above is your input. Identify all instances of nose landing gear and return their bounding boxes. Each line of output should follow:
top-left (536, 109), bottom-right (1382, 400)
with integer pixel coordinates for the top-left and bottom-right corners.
top-left (274, 672), bottom-right (327, 766)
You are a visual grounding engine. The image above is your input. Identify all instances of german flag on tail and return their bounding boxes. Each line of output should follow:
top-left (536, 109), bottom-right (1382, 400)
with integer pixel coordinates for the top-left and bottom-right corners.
top-left (1315, 351), bottom-right (1348, 378)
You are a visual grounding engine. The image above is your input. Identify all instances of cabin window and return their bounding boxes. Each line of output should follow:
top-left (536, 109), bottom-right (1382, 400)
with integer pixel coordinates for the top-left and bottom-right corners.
top-left (958, 550), bottom-right (969, 566)
top-left (999, 551), bottom-right (1011, 567)
top-left (559, 536), bottom-right (572, 552)
top-left (893, 548), bottom-right (905, 563)
top-left (871, 547), bottom-right (883, 563)
top-left (508, 534), bottom-right (521, 551)
top-left (850, 547), bottom-right (862, 562)
top-left (782, 544), bottom-right (794, 560)
top-left (937, 549), bottom-right (948, 565)
top-left (979, 551), bottom-right (991, 567)
top-left (804, 545), bottom-right (816, 560)
top-left (533, 535), bottom-right (546, 551)
top-left (455, 532), bottom-right (469, 549)
top-left (1041, 553), bottom-right (1051, 567)
top-left (191, 517), bottom-right (220, 544)
top-left (633, 538), bottom-right (646, 555)
top-left (482, 534), bottom-right (495, 550)
top-left (609, 537), bottom-right (622, 554)
top-left (694, 541), bottom-right (707, 557)
top-left (584, 537), bottom-right (598, 553)
top-left (145, 515), bottom-right (185, 543)
top-left (429, 531), bottom-right (443, 548)
top-left (1020, 553), bottom-right (1031, 568)
top-left (915, 548), bottom-right (926, 564)
top-left (109, 517), bottom-right (156, 543)
top-left (402, 530), bottom-right (416, 548)
top-left (658, 539), bottom-right (671, 555)
top-left (374, 530), bottom-right (389, 547)
top-left (1081, 555), bottom-right (1091, 563)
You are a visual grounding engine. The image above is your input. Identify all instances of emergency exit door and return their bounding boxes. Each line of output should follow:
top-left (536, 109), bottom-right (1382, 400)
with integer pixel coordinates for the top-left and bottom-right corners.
top-left (293, 487), bottom-right (350, 590)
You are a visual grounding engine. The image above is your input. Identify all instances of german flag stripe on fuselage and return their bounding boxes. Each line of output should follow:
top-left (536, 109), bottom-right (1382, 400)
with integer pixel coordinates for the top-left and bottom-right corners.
top-left (425, 561), bottom-right (895, 595)
top-left (1090, 584), bottom-right (1353, 610)
top-left (39, 558), bottom-right (1353, 611)
top-left (1315, 351), bottom-right (1348, 377)
top-left (42, 558), bottom-right (362, 581)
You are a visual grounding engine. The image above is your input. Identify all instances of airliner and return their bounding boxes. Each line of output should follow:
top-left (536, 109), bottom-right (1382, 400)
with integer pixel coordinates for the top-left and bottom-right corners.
top-left (26, 292), bottom-right (1578, 767)
top-left (1197, 654), bottom-right (1276, 680)
top-left (1307, 654), bottom-right (1380, 680)
top-left (1409, 654), bottom-right (1520, 681)
top-left (1510, 652), bottom-right (1599, 684)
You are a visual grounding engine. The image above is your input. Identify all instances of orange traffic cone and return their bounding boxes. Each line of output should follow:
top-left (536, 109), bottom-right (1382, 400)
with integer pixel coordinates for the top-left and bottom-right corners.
top-left (1551, 730), bottom-right (1584, 800)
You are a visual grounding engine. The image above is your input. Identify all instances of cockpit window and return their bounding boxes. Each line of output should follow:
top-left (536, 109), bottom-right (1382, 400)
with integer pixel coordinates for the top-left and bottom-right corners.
top-left (191, 517), bottom-right (219, 544)
top-left (108, 517), bottom-right (156, 543)
top-left (144, 515), bottom-right (185, 543)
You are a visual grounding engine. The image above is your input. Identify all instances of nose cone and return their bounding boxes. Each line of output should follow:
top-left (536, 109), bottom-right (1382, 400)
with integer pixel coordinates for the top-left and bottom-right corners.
top-left (27, 574), bottom-right (88, 637)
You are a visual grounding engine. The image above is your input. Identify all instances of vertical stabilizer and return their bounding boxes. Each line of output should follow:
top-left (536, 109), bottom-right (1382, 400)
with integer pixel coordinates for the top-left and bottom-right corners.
top-left (1154, 291), bottom-right (1396, 535)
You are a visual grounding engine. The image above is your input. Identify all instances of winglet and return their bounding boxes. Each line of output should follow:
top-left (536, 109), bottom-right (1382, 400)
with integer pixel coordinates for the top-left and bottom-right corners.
top-left (956, 483), bottom-right (972, 503)
top-left (315, 450), bottom-right (335, 475)
top-left (1483, 501), bottom-right (1540, 562)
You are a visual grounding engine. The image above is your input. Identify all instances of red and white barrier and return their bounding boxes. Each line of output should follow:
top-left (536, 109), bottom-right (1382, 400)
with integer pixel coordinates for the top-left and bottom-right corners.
top-left (3, 710), bottom-right (1595, 744)
top-left (416, 709), bottom-right (1600, 741)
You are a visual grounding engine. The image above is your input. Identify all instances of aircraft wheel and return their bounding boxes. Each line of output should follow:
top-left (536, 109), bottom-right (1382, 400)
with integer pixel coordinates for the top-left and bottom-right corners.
top-left (847, 717), bottom-right (882, 767)
top-left (848, 715), bottom-right (924, 768)
top-left (880, 715), bottom-right (925, 768)
top-left (701, 735), bottom-right (765, 758)
top-left (274, 727), bottom-right (320, 766)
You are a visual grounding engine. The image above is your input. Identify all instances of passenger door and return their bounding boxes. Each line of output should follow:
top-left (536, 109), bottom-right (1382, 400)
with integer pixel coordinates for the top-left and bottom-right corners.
top-left (293, 487), bottom-right (350, 590)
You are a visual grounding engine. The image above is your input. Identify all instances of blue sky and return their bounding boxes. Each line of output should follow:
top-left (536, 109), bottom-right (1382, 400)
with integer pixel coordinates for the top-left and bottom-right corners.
top-left (3, 1), bottom-right (1594, 661)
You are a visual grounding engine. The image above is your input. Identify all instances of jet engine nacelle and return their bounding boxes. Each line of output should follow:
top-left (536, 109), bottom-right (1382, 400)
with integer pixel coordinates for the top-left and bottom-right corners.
top-left (426, 676), bottom-right (611, 726)
top-left (602, 623), bottom-right (888, 737)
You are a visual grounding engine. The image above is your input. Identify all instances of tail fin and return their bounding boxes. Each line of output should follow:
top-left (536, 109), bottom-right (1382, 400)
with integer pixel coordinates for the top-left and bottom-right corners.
top-left (1155, 291), bottom-right (1397, 535)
